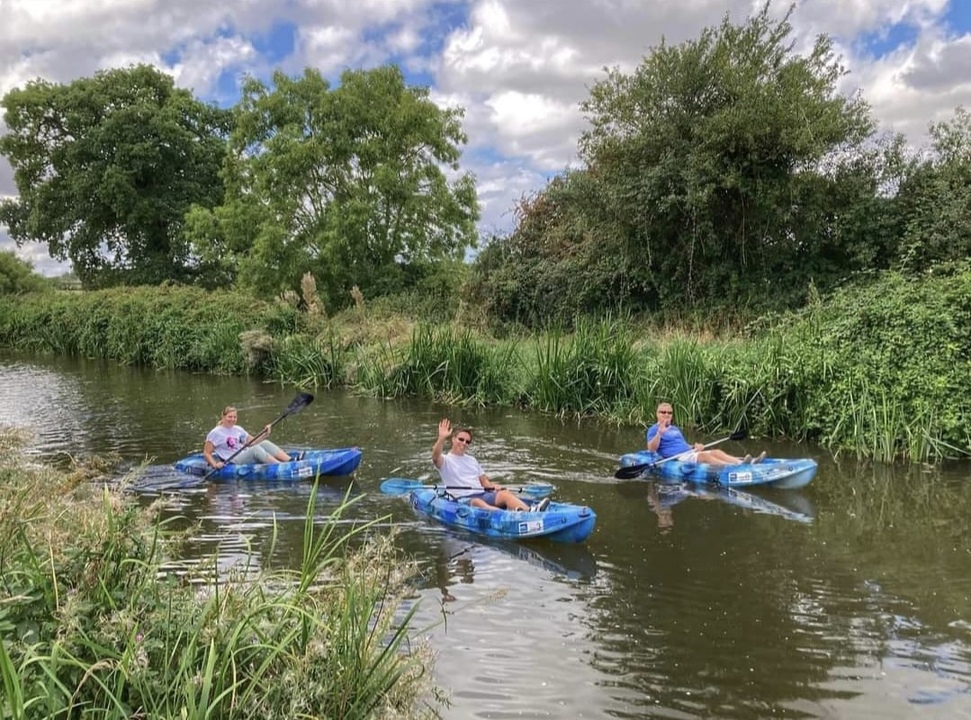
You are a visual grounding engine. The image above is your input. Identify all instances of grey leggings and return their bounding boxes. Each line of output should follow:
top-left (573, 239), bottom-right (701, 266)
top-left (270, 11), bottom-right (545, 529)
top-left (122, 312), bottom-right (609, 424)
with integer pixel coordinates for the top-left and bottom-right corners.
top-left (227, 440), bottom-right (285, 464)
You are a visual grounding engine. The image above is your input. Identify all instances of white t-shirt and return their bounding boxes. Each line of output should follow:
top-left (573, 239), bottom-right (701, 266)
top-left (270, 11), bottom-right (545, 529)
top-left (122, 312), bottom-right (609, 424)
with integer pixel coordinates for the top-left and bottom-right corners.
top-left (436, 453), bottom-right (485, 498)
top-left (206, 424), bottom-right (250, 461)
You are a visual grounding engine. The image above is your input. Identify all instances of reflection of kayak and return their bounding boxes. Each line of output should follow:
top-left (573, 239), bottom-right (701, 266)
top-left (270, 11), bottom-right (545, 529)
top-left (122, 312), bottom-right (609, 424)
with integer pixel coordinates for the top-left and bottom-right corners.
top-left (409, 489), bottom-right (596, 543)
top-left (619, 451), bottom-right (817, 489)
top-left (175, 448), bottom-right (362, 481)
top-left (444, 538), bottom-right (599, 580)
top-left (648, 482), bottom-right (815, 523)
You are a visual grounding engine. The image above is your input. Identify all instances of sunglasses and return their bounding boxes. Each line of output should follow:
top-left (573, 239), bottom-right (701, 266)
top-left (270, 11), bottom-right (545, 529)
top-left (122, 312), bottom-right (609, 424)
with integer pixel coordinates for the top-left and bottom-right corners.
top-left (658, 410), bottom-right (673, 414)
top-left (454, 437), bottom-right (472, 444)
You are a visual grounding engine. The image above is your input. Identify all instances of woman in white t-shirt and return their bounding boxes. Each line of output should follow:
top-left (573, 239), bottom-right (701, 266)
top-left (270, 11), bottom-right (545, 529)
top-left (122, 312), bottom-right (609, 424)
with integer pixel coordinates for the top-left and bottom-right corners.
top-left (203, 405), bottom-right (292, 470)
top-left (431, 418), bottom-right (549, 512)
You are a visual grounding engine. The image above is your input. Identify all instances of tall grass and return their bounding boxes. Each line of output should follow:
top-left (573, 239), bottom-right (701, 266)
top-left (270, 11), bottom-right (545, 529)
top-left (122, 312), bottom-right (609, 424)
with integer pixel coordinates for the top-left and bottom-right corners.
top-left (0, 429), bottom-right (441, 719)
top-left (355, 325), bottom-right (517, 405)
top-left (527, 318), bottom-right (641, 418)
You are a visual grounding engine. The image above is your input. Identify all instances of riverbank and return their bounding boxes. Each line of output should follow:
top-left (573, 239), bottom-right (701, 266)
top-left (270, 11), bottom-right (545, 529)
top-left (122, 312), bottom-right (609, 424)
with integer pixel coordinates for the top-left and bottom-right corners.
top-left (0, 426), bottom-right (442, 719)
top-left (1, 266), bottom-right (969, 463)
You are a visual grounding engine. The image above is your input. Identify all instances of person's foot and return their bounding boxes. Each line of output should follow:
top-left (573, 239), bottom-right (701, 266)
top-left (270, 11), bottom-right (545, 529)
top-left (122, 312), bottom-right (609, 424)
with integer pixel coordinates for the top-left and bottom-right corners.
top-left (533, 497), bottom-right (551, 512)
top-left (752, 451), bottom-right (767, 464)
top-left (741, 454), bottom-right (752, 464)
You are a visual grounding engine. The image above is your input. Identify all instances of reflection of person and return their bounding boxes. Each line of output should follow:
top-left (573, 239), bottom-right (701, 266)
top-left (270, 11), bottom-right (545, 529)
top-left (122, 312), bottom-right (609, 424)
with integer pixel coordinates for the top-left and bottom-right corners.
top-left (646, 483), bottom-right (675, 534)
top-left (646, 403), bottom-right (765, 466)
top-left (431, 419), bottom-right (549, 512)
top-left (204, 405), bottom-right (291, 470)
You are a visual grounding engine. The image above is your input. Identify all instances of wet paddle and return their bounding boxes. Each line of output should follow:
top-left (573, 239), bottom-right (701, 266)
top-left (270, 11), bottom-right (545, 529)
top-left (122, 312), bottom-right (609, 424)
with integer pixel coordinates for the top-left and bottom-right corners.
top-left (379, 477), bottom-right (553, 499)
top-left (203, 392), bottom-right (314, 481)
top-left (614, 428), bottom-right (748, 479)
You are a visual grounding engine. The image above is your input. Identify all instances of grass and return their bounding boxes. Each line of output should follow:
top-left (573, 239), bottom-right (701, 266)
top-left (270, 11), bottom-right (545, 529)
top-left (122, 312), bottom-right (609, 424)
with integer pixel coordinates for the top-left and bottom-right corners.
top-left (0, 426), bottom-right (443, 720)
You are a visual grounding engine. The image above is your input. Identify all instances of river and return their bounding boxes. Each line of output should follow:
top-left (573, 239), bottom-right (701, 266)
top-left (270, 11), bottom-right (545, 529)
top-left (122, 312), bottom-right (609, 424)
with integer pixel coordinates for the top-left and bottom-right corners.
top-left (2, 351), bottom-right (970, 719)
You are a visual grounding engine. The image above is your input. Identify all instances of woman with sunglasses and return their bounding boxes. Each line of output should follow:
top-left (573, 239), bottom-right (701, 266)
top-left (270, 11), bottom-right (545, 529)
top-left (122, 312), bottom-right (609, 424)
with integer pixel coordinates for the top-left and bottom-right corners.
top-left (647, 403), bottom-right (765, 465)
top-left (431, 418), bottom-right (550, 512)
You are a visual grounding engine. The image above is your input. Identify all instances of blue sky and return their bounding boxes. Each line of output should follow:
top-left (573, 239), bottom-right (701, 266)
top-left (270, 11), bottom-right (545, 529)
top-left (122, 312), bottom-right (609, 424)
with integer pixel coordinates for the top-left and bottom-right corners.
top-left (2, 0), bottom-right (971, 276)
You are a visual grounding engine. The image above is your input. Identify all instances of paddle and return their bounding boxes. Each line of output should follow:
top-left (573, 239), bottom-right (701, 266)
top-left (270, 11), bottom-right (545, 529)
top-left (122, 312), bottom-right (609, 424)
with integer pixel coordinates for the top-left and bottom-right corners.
top-left (203, 392), bottom-right (315, 480)
top-left (379, 477), bottom-right (553, 500)
top-left (614, 428), bottom-right (748, 479)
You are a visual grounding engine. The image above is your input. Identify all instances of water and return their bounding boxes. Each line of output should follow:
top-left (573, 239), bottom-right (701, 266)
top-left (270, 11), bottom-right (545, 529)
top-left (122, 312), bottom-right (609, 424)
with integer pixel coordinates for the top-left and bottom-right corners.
top-left (2, 351), bottom-right (970, 719)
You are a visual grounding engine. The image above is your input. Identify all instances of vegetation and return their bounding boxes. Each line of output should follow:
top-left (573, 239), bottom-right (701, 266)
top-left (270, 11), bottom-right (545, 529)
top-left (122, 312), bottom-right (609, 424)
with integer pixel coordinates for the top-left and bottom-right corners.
top-left (1, 263), bottom-right (969, 462)
top-left (0, 427), bottom-right (443, 719)
top-left (0, 251), bottom-right (49, 295)
top-left (0, 65), bottom-right (230, 288)
top-left (183, 65), bottom-right (478, 307)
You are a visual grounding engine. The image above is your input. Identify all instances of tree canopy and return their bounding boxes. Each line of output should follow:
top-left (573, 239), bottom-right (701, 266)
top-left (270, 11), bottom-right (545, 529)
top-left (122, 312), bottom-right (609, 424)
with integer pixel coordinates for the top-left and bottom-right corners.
top-left (185, 65), bottom-right (479, 307)
top-left (0, 251), bottom-right (49, 295)
top-left (469, 4), bottom-right (896, 325)
top-left (0, 65), bottom-right (230, 288)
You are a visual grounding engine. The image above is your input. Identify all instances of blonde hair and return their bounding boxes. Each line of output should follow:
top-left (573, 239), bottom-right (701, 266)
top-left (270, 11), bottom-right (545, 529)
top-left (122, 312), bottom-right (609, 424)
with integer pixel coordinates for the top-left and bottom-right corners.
top-left (220, 406), bottom-right (237, 419)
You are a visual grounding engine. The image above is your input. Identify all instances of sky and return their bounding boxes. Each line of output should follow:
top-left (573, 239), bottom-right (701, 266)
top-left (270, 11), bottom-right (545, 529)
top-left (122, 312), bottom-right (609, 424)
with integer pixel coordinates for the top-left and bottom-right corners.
top-left (1, 0), bottom-right (970, 277)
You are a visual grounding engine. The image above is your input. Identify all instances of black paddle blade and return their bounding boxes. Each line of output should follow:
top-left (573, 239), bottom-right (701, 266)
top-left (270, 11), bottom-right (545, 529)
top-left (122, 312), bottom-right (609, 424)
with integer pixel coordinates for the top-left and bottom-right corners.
top-left (729, 427), bottom-right (748, 442)
top-left (283, 392), bottom-right (314, 417)
top-left (614, 463), bottom-right (650, 480)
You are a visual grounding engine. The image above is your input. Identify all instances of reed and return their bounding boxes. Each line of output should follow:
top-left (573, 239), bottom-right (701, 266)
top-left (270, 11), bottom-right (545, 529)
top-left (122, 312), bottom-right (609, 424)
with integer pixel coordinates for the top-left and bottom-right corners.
top-left (0, 431), bottom-right (440, 719)
top-left (527, 318), bottom-right (640, 417)
top-left (355, 325), bottom-right (517, 405)
top-left (270, 332), bottom-right (350, 388)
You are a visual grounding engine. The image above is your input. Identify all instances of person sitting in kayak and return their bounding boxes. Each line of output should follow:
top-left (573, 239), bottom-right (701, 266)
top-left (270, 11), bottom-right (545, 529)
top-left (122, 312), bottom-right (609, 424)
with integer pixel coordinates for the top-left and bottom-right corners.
top-left (204, 405), bottom-right (293, 470)
top-left (432, 418), bottom-right (550, 512)
top-left (646, 403), bottom-right (766, 465)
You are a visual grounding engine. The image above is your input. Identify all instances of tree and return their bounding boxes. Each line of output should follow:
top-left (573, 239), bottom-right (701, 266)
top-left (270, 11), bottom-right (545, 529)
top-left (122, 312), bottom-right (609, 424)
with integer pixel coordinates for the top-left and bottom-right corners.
top-left (0, 65), bottom-right (230, 288)
top-left (575, 2), bottom-right (878, 311)
top-left (0, 250), bottom-right (49, 294)
top-left (185, 65), bottom-right (479, 307)
top-left (893, 107), bottom-right (971, 273)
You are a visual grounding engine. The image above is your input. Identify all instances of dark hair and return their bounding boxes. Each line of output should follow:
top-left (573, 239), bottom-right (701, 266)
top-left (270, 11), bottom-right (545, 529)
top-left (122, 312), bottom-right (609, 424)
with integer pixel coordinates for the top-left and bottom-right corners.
top-left (455, 427), bottom-right (473, 440)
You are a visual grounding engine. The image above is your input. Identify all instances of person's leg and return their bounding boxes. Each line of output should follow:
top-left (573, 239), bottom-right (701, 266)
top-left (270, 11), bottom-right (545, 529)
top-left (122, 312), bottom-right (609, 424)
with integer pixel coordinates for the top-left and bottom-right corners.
top-left (256, 440), bottom-right (290, 462)
top-left (494, 489), bottom-right (530, 511)
top-left (696, 449), bottom-right (745, 465)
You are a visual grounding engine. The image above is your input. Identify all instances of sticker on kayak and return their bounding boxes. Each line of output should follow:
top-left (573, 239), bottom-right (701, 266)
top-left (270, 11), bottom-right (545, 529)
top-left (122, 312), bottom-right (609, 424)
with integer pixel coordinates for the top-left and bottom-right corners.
top-left (518, 520), bottom-right (544, 534)
top-left (297, 466), bottom-right (314, 478)
top-left (728, 471), bottom-right (754, 484)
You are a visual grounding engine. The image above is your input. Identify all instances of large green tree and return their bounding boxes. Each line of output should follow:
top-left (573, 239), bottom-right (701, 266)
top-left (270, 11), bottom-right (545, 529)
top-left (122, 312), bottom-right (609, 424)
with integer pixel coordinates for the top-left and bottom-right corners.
top-left (186, 65), bottom-right (479, 307)
top-left (0, 65), bottom-right (229, 288)
top-left (578, 3), bottom-right (878, 309)
top-left (473, 4), bottom-right (892, 327)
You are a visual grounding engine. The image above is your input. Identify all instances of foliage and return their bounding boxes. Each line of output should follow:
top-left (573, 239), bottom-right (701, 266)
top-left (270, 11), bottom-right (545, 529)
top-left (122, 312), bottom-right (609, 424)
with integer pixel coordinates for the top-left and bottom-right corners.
top-left (186, 65), bottom-right (479, 308)
top-left (0, 438), bottom-right (442, 719)
top-left (466, 171), bottom-right (636, 328)
top-left (0, 285), bottom-right (298, 374)
top-left (893, 107), bottom-right (971, 273)
top-left (472, 4), bottom-right (892, 327)
top-left (0, 251), bottom-right (48, 295)
top-left (355, 325), bottom-right (518, 405)
top-left (0, 65), bottom-right (230, 288)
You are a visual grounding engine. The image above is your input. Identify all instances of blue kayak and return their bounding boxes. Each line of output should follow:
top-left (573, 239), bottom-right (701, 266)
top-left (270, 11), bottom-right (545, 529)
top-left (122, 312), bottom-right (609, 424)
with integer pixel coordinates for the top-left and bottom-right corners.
top-left (409, 489), bottom-right (596, 543)
top-left (618, 450), bottom-right (817, 489)
top-left (174, 447), bottom-right (362, 481)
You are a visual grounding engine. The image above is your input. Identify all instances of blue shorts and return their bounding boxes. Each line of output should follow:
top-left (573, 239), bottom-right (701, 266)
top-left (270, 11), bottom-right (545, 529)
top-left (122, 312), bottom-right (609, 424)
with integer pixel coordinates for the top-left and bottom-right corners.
top-left (463, 490), bottom-right (498, 505)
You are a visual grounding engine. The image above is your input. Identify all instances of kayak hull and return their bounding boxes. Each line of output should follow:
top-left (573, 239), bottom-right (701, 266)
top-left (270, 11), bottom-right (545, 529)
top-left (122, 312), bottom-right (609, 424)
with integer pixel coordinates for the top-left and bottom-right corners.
top-left (175, 447), bottom-right (362, 481)
top-left (409, 489), bottom-right (596, 543)
top-left (619, 451), bottom-right (817, 489)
